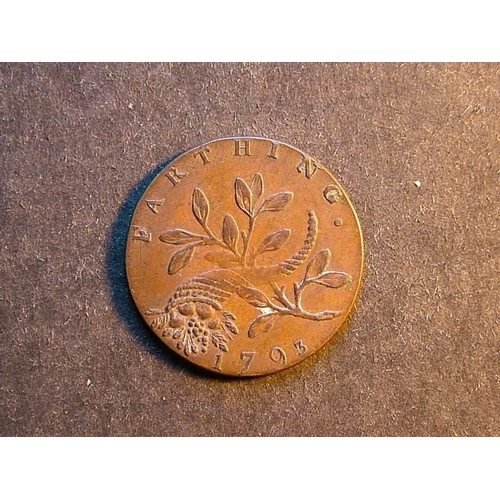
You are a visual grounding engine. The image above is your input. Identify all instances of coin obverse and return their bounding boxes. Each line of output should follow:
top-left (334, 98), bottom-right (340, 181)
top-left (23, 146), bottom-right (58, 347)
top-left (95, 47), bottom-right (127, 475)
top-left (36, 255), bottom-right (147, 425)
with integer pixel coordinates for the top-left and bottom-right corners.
top-left (126, 137), bottom-right (364, 376)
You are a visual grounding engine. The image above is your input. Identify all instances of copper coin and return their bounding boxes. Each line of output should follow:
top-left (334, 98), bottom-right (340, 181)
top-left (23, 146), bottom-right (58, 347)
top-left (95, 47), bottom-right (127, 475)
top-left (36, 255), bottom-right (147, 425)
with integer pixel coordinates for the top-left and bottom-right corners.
top-left (126, 137), bottom-right (364, 376)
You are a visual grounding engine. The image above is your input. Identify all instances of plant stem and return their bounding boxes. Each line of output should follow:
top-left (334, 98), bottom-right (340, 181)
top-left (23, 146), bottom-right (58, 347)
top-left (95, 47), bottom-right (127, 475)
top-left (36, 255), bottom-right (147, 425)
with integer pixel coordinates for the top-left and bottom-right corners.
top-left (200, 220), bottom-right (216, 240)
top-left (270, 282), bottom-right (295, 309)
top-left (268, 282), bottom-right (340, 320)
top-left (267, 300), bottom-right (340, 321)
top-left (293, 278), bottom-right (308, 307)
top-left (193, 219), bottom-right (242, 260)
top-left (195, 236), bottom-right (239, 258)
top-left (241, 215), bottom-right (255, 267)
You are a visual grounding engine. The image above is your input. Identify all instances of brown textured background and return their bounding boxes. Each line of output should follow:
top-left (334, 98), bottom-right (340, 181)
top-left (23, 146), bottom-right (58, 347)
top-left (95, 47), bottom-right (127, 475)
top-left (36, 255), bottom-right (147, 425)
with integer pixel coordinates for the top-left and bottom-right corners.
top-left (1, 62), bottom-right (499, 436)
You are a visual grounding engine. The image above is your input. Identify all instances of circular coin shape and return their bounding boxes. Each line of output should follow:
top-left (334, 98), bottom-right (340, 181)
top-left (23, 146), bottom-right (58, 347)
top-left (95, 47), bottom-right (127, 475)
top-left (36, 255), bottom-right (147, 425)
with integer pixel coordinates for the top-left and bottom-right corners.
top-left (126, 137), bottom-right (363, 376)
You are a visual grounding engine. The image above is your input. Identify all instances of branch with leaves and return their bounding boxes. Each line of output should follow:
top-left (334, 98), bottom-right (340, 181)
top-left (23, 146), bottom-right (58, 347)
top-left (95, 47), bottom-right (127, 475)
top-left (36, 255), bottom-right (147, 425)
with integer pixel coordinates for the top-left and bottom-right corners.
top-left (234, 248), bottom-right (352, 338)
top-left (159, 188), bottom-right (239, 274)
top-left (234, 173), bottom-right (292, 267)
top-left (159, 173), bottom-right (294, 274)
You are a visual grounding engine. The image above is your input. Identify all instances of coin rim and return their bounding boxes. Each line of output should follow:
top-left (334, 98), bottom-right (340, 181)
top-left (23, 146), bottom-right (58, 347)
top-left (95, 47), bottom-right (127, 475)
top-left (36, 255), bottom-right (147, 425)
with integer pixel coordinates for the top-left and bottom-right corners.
top-left (125, 136), bottom-right (365, 376)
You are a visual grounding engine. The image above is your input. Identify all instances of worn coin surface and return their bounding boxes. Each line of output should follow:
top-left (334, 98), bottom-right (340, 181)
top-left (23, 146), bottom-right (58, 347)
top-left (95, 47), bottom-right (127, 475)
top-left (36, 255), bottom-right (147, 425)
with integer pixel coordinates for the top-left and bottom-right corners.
top-left (126, 137), bottom-right (364, 376)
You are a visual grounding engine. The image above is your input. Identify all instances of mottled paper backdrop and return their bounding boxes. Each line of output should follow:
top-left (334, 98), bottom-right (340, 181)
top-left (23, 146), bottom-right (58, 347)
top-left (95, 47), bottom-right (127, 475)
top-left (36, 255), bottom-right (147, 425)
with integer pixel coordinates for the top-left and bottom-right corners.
top-left (1, 63), bottom-right (499, 435)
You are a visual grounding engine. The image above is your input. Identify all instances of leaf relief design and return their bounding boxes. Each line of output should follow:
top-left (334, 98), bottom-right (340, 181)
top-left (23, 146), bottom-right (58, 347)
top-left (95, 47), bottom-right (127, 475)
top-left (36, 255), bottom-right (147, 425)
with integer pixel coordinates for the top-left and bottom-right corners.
top-left (155, 172), bottom-right (351, 354)
top-left (305, 248), bottom-right (330, 279)
top-left (192, 188), bottom-right (210, 226)
top-left (159, 229), bottom-right (202, 245)
top-left (250, 172), bottom-right (264, 200)
top-left (257, 192), bottom-right (293, 214)
top-left (236, 286), bottom-right (270, 308)
top-left (248, 313), bottom-right (279, 338)
top-left (168, 246), bottom-right (194, 275)
top-left (312, 271), bottom-right (351, 289)
top-left (243, 247), bottom-right (352, 338)
top-left (234, 177), bottom-right (253, 216)
top-left (221, 214), bottom-right (239, 253)
top-left (160, 173), bottom-right (297, 274)
top-left (256, 229), bottom-right (291, 255)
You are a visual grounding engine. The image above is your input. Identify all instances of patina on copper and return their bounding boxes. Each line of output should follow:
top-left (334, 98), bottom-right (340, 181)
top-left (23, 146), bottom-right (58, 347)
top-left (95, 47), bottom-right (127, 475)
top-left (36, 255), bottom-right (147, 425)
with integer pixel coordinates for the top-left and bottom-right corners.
top-left (126, 137), bottom-right (364, 376)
